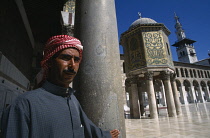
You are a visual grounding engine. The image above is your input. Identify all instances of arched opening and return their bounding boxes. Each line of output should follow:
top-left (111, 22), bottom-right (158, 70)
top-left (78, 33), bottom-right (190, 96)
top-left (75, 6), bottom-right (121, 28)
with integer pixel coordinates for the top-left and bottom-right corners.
top-left (185, 68), bottom-right (189, 77)
top-left (193, 69), bottom-right (197, 78)
top-left (183, 80), bottom-right (193, 103)
top-left (176, 68), bottom-right (180, 77)
top-left (204, 71), bottom-right (207, 78)
top-left (193, 80), bottom-right (204, 103)
top-left (176, 80), bottom-right (183, 104)
top-left (190, 69), bottom-right (193, 78)
top-left (197, 70), bottom-right (201, 78)
top-left (154, 80), bottom-right (166, 107)
top-left (200, 81), bottom-right (210, 102)
top-left (181, 68), bottom-right (184, 77)
top-left (201, 71), bottom-right (204, 78)
top-left (208, 71), bottom-right (210, 78)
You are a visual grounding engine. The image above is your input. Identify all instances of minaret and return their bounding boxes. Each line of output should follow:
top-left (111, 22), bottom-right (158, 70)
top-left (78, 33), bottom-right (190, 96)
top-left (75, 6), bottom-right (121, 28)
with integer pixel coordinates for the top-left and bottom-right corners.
top-left (172, 13), bottom-right (198, 63)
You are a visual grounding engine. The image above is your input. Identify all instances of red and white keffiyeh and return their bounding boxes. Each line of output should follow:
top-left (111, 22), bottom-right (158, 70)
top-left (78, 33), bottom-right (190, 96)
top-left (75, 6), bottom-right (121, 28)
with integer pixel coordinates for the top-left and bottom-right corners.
top-left (36, 35), bottom-right (83, 87)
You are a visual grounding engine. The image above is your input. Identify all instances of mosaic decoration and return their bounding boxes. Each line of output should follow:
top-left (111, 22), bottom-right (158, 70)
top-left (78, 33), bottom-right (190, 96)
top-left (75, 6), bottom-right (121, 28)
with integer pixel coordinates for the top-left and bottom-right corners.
top-left (128, 37), bottom-right (146, 70)
top-left (143, 32), bottom-right (168, 66)
top-left (63, 0), bottom-right (75, 13)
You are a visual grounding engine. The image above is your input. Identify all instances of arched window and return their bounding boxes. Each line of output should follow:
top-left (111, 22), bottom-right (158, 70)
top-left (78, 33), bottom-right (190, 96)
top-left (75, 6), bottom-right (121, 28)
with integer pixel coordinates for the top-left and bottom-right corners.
top-left (193, 69), bottom-right (197, 78)
top-left (208, 71), bottom-right (210, 78)
top-left (190, 69), bottom-right (193, 78)
top-left (201, 71), bottom-right (204, 78)
top-left (176, 68), bottom-right (180, 77)
top-left (204, 71), bottom-right (207, 78)
top-left (181, 68), bottom-right (184, 77)
top-left (185, 68), bottom-right (189, 77)
top-left (197, 70), bottom-right (201, 78)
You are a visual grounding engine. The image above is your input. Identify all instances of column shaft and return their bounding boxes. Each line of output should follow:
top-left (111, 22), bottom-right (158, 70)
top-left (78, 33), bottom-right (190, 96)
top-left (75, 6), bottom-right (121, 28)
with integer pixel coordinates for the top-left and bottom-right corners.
top-left (130, 83), bottom-right (140, 119)
top-left (145, 72), bottom-right (158, 119)
top-left (162, 71), bottom-right (176, 117)
top-left (138, 86), bottom-right (145, 116)
top-left (171, 74), bottom-right (182, 116)
top-left (74, 0), bottom-right (126, 137)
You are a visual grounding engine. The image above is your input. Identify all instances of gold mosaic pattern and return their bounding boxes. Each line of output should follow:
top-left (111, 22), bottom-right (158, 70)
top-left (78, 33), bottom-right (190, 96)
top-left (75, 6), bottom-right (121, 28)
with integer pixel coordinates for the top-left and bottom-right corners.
top-left (143, 32), bottom-right (168, 66)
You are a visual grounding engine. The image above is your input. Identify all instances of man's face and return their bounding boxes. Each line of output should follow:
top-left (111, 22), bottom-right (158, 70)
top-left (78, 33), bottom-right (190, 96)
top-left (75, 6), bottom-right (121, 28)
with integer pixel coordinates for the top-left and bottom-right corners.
top-left (47, 48), bottom-right (81, 88)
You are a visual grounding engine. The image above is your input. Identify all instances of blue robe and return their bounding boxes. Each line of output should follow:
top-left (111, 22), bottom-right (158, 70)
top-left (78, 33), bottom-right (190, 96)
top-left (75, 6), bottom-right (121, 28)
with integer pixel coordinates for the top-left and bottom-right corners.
top-left (1, 81), bottom-right (111, 138)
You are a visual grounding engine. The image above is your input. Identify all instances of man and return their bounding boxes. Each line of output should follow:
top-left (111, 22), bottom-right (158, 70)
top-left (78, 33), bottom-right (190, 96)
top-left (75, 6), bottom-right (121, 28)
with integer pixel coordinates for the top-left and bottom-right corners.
top-left (1, 35), bottom-right (120, 138)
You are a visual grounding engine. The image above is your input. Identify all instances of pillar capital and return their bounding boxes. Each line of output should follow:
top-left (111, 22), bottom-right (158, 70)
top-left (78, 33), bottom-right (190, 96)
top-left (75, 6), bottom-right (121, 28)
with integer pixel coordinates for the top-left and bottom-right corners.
top-left (129, 76), bottom-right (138, 84)
top-left (170, 73), bottom-right (176, 82)
top-left (161, 71), bottom-right (171, 81)
top-left (145, 71), bottom-right (154, 81)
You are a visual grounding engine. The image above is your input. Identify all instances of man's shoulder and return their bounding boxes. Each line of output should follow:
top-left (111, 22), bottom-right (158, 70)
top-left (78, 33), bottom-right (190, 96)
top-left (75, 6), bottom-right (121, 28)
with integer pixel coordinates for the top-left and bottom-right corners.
top-left (13, 88), bottom-right (44, 104)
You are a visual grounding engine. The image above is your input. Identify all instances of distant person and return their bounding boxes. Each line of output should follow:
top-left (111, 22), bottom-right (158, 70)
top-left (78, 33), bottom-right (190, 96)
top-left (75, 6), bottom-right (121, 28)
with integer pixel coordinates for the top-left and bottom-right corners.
top-left (1, 35), bottom-right (120, 138)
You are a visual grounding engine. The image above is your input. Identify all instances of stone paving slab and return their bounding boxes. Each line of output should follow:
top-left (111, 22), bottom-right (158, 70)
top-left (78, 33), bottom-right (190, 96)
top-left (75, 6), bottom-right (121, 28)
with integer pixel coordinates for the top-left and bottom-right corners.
top-left (125, 103), bottom-right (210, 138)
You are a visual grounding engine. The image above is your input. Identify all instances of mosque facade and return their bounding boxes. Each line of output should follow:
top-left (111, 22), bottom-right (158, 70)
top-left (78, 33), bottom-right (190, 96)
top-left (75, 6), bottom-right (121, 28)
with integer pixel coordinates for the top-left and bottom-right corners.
top-left (120, 14), bottom-right (210, 119)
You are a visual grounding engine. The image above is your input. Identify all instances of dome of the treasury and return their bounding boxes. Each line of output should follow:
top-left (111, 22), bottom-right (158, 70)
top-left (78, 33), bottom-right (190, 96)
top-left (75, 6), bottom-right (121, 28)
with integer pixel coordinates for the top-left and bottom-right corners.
top-left (129, 16), bottom-right (157, 29)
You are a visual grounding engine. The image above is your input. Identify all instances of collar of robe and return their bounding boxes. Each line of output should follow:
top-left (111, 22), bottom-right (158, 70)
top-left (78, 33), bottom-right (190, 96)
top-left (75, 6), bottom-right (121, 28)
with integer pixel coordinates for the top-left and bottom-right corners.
top-left (42, 81), bottom-right (74, 97)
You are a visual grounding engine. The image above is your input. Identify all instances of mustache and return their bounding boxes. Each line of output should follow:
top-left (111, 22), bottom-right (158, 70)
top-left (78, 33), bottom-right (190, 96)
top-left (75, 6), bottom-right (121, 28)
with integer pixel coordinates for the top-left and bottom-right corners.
top-left (63, 68), bottom-right (77, 74)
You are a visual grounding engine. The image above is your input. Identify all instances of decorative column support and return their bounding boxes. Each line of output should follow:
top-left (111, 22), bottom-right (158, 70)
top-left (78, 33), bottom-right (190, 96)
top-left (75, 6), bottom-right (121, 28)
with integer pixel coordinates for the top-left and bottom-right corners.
top-left (170, 73), bottom-right (182, 116)
top-left (145, 72), bottom-right (158, 119)
top-left (129, 77), bottom-right (140, 119)
top-left (161, 71), bottom-right (177, 117)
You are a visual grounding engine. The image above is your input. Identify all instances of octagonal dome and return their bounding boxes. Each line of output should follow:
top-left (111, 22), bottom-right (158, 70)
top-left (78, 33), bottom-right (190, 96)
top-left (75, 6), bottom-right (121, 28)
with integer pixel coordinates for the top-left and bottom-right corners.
top-left (129, 17), bottom-right (157, 29)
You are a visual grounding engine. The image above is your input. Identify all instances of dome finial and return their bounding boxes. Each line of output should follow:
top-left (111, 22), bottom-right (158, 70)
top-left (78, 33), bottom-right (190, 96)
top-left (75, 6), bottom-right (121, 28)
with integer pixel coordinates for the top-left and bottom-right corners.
top-left (138, 12), bottom-right (142, 19)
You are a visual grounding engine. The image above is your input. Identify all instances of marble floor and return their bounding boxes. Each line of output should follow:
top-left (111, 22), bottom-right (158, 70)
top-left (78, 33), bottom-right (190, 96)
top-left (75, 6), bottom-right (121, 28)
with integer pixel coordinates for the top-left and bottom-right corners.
top-left (125, 102), bottom-right (210, 138)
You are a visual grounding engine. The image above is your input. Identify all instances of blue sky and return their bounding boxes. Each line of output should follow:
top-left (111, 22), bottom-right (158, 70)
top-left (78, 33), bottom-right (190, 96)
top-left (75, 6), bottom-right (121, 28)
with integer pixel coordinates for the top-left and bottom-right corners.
top-left (115, 0), bottom-right (210, 61)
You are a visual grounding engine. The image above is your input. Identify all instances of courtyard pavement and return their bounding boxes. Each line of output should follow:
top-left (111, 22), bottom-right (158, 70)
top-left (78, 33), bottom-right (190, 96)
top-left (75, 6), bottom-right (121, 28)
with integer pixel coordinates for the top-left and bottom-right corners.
top-left (125, 102), bottom-right (210, 138)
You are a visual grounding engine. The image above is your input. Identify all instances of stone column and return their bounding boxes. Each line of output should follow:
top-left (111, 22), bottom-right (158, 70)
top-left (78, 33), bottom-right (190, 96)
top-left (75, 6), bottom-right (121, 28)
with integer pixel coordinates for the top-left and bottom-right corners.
top-left (170, 73), bottom-right (182, 116)
top-left (145, 72), bottom-right (158, 119)
top-left (161, 71), bottom-right (177, 117)
top-left (129, 77), bottom-right (140, 119)
top-left (74, 0), bottom-right (126, 137)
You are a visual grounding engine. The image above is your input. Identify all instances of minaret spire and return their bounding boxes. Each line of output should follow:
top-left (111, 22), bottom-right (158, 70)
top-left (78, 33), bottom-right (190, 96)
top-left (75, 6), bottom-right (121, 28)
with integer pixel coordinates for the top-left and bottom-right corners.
top-left (172, 13), bottom-right (198, 63)
top-left (174, 12), bottom-right (186, 41)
